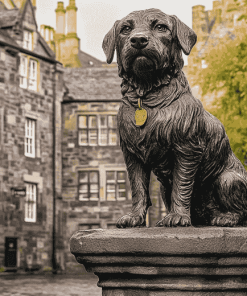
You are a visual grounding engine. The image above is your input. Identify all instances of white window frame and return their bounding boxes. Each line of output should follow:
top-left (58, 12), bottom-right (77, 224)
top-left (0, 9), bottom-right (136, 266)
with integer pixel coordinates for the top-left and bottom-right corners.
top-left (78, 114), bottom-right (117, 146)
top-left (99, 115), bottom-right (108, 146)
top-left (19, 56), bottom-right (28, 89)
top-left (25, 118), bottom-right (35, 158)
top-left (88, 115), bottom-right (98, 146)
top-left (78, 170), bottom-right (99, 201)
top-left (108, 115), bottom-right (117, 145)
top-left (19, 55), bottom-right (38, 91)
top-left (23, 30), bottom-right (32, 51)
top-left (78, 115), bottom-right (87, 145)
top-left (28, 59), bottom-right (37, 91)
top-left (25, 183), bottom-right (37, 222)
top-left (106, 170), bottom-right (127, 201)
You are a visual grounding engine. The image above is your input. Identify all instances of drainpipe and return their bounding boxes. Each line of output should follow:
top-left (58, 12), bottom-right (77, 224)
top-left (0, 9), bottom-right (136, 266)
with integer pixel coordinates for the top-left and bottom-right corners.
top-left (52, 63), bottom-right (57, 274)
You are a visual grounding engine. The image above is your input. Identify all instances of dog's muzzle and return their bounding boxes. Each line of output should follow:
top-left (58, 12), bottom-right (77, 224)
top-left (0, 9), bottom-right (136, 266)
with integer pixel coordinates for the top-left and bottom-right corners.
top-left (130, 33), bottom-right (149, 49)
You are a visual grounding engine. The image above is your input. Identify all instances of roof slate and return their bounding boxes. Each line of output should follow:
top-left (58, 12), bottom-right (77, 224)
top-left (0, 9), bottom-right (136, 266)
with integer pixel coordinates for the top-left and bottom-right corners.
top-left (0, 28), bottom-right (19, 47)
top-left (78, 50), bottom-right (105, 67)
top-left (0, 1), bottom-right (56, 61)
top-left (0, 8), bottom-right (19, 28)
top-left (37, 32), bottom-right (56, 59)
top-left (63, 67), bottom-right (122, 102)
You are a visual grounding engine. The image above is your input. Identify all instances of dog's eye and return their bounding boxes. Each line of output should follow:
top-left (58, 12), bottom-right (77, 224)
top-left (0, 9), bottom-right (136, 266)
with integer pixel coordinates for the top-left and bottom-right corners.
top-left (155, 24), bottom-right (168, 32)
top-left (121, 26), bottom-right (132, 34)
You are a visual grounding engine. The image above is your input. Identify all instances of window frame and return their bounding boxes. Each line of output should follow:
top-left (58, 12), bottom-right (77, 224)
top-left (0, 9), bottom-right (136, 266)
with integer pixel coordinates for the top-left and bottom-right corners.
top-left (88, 115), bottom-right (98, 146)
top-left (24, 182), bottom-right (37, 223)
top-left (106, 170), bottom-right (127, 201)
top-left (78, 170), bottom-right (100, 201)
top-left (25, 118), bottom-right (35, 158)
top-left (78, 114), bottom-right (118, 146)
top-left (19, 55), bottom-right (28, 89)
top-left (23, 30), bottom-right (33, 51)
top-left (28, 59), bottom-right (37, 91)
top-left (19, 54), bottom-right (38, 92)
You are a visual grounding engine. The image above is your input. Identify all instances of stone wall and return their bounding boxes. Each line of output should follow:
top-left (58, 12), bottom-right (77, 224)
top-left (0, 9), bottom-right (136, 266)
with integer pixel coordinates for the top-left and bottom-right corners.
top-left (62, 100), bottom-right (132, 264)
top-left (0, 44), bottom-right (65, 272)
top-left (62, 67), bottom-right (164, 265)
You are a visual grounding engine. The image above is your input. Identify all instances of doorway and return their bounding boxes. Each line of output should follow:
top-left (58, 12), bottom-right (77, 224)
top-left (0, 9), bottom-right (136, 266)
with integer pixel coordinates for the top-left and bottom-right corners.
top-left (5, 237), bottom-right (17, 268)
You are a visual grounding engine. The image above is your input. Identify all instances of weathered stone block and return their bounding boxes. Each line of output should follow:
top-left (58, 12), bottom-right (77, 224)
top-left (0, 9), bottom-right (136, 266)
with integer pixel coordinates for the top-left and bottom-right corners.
top-left (70, 227), bottom-right (247, 295)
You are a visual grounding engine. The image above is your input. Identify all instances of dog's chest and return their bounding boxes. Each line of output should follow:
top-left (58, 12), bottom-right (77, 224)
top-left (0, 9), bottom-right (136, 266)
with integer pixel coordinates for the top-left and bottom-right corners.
top-left (118, 104), bottom-right (171, 163)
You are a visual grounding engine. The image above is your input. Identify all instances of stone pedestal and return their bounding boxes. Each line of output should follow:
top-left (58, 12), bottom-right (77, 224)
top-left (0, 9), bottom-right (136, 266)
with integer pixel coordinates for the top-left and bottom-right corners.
top-left (70, 227), bottom-right (247, 295)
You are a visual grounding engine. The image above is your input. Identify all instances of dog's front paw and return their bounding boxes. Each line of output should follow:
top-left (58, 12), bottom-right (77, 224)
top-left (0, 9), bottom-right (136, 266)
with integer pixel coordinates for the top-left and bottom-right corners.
top-left (116, 213), bottom-right (146, 228)
top-left (211, 212), bottom-right (241, 227)
top-left (156, 213), bottom-right (191, 227)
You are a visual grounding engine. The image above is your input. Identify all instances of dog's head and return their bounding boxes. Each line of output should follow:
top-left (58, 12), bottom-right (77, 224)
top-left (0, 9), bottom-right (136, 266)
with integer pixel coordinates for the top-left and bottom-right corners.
top-left (102, 9), bottom-right (197, 96)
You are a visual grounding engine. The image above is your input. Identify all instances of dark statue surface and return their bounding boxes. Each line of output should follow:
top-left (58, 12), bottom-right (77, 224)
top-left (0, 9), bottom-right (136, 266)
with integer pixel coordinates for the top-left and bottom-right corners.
top-left (102, 8), bottom-right (247, 228)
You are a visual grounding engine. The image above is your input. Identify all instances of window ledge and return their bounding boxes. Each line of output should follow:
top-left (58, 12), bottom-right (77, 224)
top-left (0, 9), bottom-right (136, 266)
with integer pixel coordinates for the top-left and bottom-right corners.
top-left (25, 155), bottom-right (35, 158)
top-left (19, 86), bottom-right (39, 94)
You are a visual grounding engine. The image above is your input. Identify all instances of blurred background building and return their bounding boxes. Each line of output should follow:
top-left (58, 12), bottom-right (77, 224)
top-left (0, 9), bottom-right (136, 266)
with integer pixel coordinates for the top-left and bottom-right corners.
top-left (0, 0), bottom-right (244, 274)
top-left (0, 0), bottom-right (65, 273)
top-left (187, 0), bottom-right (246, 107)
top-left (0, 0), bottom-right (166, 273)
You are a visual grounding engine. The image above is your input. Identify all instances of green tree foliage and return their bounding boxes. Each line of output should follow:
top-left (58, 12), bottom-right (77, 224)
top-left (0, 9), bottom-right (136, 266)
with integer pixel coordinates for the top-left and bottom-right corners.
top-left (228, 0), bottom-right (247, 22)
top-left (190, 27), bottom-right (247, 166)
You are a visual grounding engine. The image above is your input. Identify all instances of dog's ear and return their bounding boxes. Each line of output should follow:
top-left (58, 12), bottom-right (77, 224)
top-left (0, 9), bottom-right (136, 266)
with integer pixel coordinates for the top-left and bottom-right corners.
top-left (170, 15), bottom-right (197, 55)
top-left (102, 21), bottom-right (120, 64)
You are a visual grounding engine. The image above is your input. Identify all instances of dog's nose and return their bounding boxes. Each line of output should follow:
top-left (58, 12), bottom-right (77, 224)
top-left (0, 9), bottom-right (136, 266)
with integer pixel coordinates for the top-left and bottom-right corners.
top-left (130, 34), bottom-right (149, 49)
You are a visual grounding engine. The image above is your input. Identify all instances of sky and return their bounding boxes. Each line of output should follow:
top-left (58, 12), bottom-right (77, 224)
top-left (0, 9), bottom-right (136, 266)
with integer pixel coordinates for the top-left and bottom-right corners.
top-left (36, 0), bottom-right (214, 65)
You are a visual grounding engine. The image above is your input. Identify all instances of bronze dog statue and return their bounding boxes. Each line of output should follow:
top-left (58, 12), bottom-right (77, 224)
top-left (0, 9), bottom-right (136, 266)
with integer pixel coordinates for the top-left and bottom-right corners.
top-left (102, 8), bottom-right (247, 227)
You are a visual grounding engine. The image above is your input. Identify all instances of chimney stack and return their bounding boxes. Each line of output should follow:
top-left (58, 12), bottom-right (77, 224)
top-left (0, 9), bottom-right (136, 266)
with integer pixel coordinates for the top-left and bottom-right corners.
top-left (66, 0), bottom-right (77, 35)
top-left (55, 2), bottom-right (66, 35)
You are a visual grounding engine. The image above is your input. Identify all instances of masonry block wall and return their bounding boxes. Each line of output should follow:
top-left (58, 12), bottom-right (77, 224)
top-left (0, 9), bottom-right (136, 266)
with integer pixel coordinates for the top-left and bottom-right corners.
top-left (0, 44), bottom-right (64, 272)
top-left (186, 0), bottom-right (247, 108)
top-left (62, 67), bottom-right (164, 265)
top-left (188, 0), bottom-right (245, 75)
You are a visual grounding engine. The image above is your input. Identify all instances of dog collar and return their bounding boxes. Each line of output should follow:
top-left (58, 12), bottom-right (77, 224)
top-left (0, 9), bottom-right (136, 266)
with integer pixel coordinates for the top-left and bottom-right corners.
top-left (135, 98), bottom-right (147, 127)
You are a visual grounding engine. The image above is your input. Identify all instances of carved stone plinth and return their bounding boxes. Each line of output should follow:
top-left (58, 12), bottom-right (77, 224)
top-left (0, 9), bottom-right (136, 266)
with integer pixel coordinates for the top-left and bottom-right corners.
top-left (70, 227), bottom-right (247, 295)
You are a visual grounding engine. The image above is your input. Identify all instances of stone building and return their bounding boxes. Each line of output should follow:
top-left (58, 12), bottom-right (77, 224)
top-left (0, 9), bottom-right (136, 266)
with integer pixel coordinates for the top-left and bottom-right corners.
top-left (62, 68), bottom-right (131, 232)
top-left (0, 0), bottom-right (65, 272)
top-left (38, 0), bottom-right (165, 263)
top-left (187, 0), bottom-right (246, 105)
top-left (62, 67), bottom-right (166, 266)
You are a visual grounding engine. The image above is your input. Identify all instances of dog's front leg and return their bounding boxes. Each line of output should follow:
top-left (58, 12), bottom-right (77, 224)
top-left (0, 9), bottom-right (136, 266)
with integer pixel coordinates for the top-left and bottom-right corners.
top-left (157, 143), bottom-right (202, 227)
top-left (116, 143), bottom-right (151, 228)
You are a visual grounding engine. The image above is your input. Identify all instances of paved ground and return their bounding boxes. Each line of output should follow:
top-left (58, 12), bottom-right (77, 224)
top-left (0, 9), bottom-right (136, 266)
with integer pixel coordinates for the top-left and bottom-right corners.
top-left (0, 274), bottom-right (102, 296)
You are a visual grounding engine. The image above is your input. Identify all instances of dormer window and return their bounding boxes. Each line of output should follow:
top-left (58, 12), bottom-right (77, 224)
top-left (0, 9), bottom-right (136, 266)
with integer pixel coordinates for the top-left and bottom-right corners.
top-left (23, 30), bottom-right (32, 51)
